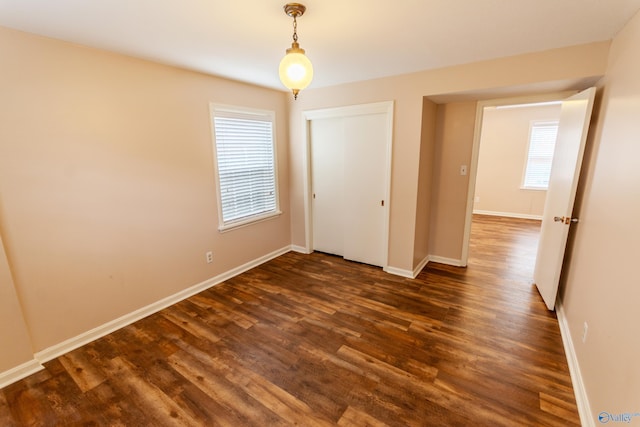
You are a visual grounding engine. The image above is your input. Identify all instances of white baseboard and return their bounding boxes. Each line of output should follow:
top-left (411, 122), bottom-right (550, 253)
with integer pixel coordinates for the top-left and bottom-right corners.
top-left (290, 244), bottom-right (311, 254)
top-left (413, 256), bottom-right (430, 278)
top-left (384, 266), bottom-right (415, 279)
top-left (0, 359), bottom-right (44, 389)
top-left (384, 256), bottom-right (464, 278)
top-left (473, 209), bottom-right (542, 221)
top-left (34, 245), bottom-right (291, 364)
top-left (556, 301), bottom-right (594, 427)
top-left (384, 255), bottom-right (430, 280)
top-left (428, 255), bottom-right (466, 267)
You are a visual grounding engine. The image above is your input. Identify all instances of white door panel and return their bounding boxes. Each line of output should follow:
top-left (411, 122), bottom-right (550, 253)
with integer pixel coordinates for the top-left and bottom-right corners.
top-left (311, 117), bottom-right (345, 256)
top-left (534, 87), bottom-right (596, 310)
top-left (343, 113), bottom-right (387, 266)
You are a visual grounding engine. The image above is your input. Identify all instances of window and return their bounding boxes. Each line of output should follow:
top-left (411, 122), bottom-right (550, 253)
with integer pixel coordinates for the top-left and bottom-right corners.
top-left (210, 105), bottom-right (280, 230)
top-left (522, 121), bottom-right (559, 189)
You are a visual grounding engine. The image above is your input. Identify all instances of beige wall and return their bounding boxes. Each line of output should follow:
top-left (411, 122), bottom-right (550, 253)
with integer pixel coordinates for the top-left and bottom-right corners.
top-left (289, 42), bottom-right (609, 272)
top-left (560, 9), bottom-right (640, 422)
top-left (0, 23), bottom-right (619, 390)
top-left (429, 102), bottom-right (477, 262)
top-left (0, 27), bottom-right (291, 354)
top-left (474, 104), bottom-right (561, 218)
top-left (0, 233), bottom-right (33, 372)
top-left (413, 98), bottom-right (437, 269)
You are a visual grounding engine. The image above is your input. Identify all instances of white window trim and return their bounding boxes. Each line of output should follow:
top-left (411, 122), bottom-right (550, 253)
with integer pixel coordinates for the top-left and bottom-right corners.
top-left (209, 103), bottom-right (281, 232)
top-left (521, 120), bottom-right (559, 191)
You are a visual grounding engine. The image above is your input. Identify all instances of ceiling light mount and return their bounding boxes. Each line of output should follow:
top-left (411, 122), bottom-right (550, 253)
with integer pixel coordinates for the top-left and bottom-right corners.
top-left (283, 3), bottom-right (306, 19)
top-left (279, 3), bottom-right (313, 100)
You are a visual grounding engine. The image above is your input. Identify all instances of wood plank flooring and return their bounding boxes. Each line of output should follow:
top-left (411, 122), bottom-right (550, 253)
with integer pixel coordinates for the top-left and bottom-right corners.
top-left (0, 214), bottom-right (580, 426)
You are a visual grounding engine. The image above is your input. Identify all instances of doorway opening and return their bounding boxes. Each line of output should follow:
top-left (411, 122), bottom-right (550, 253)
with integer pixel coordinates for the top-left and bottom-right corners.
top-left (462, 89), bottom-right (596, 310)
top-left (466, 100), bottom-right (562, 280)
top-left (462, 95), bottom-right (567, 266)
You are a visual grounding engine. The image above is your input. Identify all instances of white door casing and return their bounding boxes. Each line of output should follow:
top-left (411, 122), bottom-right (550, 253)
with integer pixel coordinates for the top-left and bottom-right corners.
top-left (534, 87), bottom-right (596, 310)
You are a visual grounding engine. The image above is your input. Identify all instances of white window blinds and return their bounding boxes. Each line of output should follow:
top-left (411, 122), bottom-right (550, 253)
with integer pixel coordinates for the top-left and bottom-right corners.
top-left (212, 107), bottom-right (278, 228)
top-left (523, 121), bottom-right (559, 189)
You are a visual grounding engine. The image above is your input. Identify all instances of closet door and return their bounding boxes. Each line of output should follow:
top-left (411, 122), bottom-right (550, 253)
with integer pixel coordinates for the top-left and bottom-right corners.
top-left (310, 117), bottom-right (345, 257)
top-left (342, 113), bottom-right (387, 266)
top-left (309, 108), bottom-right (389, 267)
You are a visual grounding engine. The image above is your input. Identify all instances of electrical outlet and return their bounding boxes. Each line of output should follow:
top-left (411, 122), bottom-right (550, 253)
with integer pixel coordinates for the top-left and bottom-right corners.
top-left (206, 251), bottom-right (213, 264)
top-left (582, 322), bottom-right (588, 343)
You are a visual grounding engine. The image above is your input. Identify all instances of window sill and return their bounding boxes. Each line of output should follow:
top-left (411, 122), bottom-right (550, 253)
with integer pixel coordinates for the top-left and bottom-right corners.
top-left (520, 186), bottom-right (548, 191)
top-left (218, 210), bottom-right (282, 233)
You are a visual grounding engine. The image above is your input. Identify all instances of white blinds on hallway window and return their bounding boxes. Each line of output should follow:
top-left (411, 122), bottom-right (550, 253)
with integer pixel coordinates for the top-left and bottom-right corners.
top-left (523, 121), bottom-right (559, 189)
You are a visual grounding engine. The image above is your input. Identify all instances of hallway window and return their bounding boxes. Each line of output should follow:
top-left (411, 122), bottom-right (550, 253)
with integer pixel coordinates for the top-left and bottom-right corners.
top-left (522, 121), bottom-right (559, 189)
top-left (210, 105), bottom-right (280, 231)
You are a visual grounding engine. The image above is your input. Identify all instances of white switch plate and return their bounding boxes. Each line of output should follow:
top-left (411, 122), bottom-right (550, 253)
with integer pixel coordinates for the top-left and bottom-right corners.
top-left (460, 165), bottom-right (468, 176)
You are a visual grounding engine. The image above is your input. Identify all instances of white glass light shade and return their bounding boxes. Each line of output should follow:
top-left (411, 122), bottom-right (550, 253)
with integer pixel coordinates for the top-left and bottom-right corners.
top-left (279, 46), bottom-right (313, 97)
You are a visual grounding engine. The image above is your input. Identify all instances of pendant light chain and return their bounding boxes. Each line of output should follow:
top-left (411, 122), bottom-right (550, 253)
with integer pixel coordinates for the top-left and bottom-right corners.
top-left (292, 15), bottom-right (298, 43)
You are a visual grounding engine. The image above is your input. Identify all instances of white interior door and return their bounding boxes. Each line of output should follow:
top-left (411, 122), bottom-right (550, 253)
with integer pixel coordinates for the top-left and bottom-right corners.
top-left (343, 113), bottom-right (387, 266)
top-left (534, 87), bottom-right (596, 310)
top-left (310, 117), bottom-right (345, 256)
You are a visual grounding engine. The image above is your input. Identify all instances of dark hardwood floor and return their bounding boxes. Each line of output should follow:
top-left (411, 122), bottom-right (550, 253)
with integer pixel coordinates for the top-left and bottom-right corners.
top-left (0, 214), bottom-right (580, 426)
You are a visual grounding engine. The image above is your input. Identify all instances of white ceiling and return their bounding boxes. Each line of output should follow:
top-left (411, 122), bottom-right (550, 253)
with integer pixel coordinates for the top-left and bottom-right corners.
top-left (1, 0), bottom-right (640, 92)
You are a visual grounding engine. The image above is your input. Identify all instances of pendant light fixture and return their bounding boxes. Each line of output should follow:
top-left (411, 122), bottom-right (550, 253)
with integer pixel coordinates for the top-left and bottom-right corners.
top-left (279, 3), bottom-right (313, 100)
